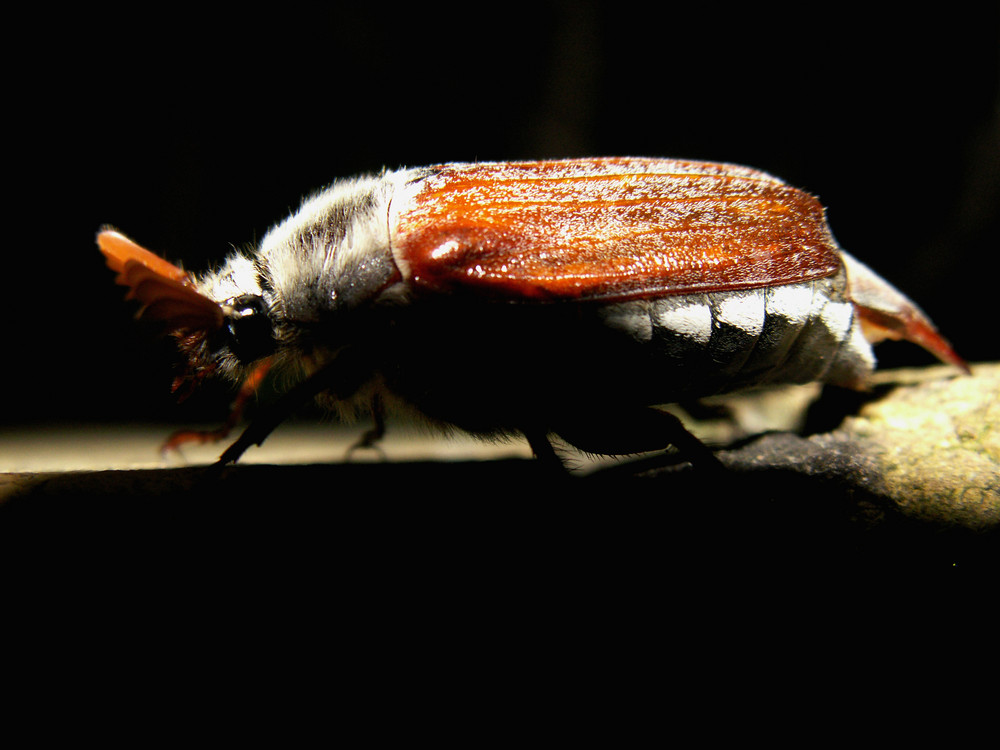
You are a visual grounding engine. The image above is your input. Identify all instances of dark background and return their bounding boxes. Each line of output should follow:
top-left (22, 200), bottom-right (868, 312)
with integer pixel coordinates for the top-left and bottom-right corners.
top-left (3, 3), bottom-right (997, 678)
top-left (7, 4), bottom-right (998, 426)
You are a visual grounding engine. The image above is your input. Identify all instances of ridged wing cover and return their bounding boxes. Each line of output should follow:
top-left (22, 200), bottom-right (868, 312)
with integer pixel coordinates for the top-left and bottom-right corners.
top-left (390, 157), bottom-right (843, 301)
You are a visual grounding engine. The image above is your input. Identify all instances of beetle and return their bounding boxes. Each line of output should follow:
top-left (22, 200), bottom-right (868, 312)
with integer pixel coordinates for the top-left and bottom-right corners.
top-left (98, 157), bottom-right (967, 468)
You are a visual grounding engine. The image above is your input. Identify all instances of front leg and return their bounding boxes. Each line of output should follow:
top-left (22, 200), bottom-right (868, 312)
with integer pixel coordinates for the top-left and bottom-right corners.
top-left (217, 348), bottom-right (374, 466)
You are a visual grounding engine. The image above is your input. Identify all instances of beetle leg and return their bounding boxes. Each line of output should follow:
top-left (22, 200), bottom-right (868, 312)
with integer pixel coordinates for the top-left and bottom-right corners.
top-left (216, 366), bottom-right (336, 465)
top-left (345, 393), bottom-right (388, 460)
top-left (553, 407), bottom-right (722, 470)
top-left (162, 359), bottom-right (273, 455)
top-left (522, 428), bottom-right (568, 474)
top-left (216, 348), bottom-right (373, 465)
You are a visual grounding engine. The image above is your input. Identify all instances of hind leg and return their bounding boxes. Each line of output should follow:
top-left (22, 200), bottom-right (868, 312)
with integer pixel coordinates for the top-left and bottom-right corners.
top-left (552, 407), bottom-right (721, 469)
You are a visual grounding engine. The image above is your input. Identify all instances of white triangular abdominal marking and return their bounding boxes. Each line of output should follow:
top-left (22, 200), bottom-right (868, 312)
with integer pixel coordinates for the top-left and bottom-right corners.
top-left (715, 290), bottom-right (765, 338)
top-left (653, 298), bottom-right (713, 345)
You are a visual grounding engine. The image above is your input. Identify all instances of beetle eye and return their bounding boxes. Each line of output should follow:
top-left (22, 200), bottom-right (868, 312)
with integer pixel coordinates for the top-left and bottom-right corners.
top-left (223, 294), bottom-right (275, 362)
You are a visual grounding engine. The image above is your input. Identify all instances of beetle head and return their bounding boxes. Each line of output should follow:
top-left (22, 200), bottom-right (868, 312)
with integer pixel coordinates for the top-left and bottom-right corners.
top-left (97, 229), bottom-right (280, 391)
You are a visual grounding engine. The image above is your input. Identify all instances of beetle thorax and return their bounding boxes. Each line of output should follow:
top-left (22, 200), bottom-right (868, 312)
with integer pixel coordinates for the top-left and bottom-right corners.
top-left (259, 174), bottom-right (401, 324)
